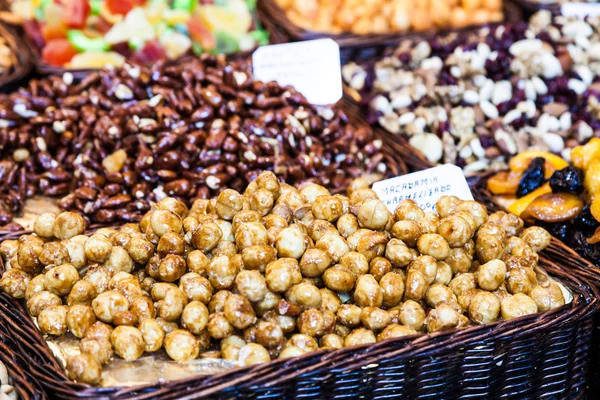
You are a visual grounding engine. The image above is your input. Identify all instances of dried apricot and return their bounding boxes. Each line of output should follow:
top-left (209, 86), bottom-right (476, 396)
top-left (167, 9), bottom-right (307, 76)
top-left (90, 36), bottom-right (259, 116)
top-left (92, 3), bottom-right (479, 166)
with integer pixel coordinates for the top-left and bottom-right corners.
top-left (507, 183), bottom-right (552, 217)
top-left (572, 138), bottom-right (600, 171)
top-left (487, 171), bottom-right (522, 195)
top-left (520, 193), bottom-right (583, 223)
top-left (584, 158), bottom-right (600, 195)
top-left (590, 197), bottom-right (600, 223)
top-left (508, 151), bottom-right (569, 174)
top-left (588, 227), bottom-right (600, 244)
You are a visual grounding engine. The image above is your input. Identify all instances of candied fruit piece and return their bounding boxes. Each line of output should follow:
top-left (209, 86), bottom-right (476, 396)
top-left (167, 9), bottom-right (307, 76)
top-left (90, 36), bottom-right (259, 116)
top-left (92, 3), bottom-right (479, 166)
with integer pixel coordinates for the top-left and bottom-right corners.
top-left (549, 166), bottom-right (584, 194)
top-left (487, 171), bottom-right (522, 195)
top-left (584, 158), bottom-right (600, 195)
top-left (587, 226), bottom-right (600, 245)
top-left (507, 183), bottom-right (551, 217)
top-left (572, 138), bottom-right (600, 171)
top-left (509, 150), bottom-right (569, 174)
top-left (520, 193), bottom-right (584, 223)
top-left (517, 157), bottom-right (546, 198)
top-left (590, 198), bottom-right (600, 224)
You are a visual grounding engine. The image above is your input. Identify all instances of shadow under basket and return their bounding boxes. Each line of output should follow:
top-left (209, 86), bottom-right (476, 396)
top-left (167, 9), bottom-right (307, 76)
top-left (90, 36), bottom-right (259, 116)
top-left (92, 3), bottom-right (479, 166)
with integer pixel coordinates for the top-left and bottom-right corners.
top-left (0, 250), bottom-right (598, 398)
top-left (472, 173), bottom-right (600, 397)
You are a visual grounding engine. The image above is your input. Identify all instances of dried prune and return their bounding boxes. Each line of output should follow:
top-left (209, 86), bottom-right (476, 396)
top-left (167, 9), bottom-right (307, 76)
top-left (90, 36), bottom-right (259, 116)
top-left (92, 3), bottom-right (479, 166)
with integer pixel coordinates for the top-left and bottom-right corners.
top-left (572, 230), bottom-right (600, 266)
top-left (517, 157), bottom-right (546, 198)
top-left (549, 166), bottom-right (584, 194)
top-left (538, 221), bottom-right (570, 242)
top-left (574, 205), bottom-right (600, 233)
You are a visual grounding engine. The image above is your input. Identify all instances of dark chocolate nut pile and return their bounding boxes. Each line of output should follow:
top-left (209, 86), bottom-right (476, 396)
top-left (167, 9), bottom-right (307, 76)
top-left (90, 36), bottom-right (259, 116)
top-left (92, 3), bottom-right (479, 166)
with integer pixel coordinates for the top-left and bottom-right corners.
top-left (0, 55), bottom-right (386, 228)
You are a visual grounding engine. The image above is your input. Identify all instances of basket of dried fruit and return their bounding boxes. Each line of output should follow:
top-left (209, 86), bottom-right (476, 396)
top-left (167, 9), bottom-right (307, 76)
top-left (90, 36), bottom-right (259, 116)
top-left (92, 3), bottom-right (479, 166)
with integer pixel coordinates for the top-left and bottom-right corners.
top-left (9, 0), bottom-right (270, 78)
top-left (0, 53), bottom-right (408, 238)
top-left (0, 21), bottom-right (32, 91)
top-left (341, 10), bottom-right (600, 180)
top-left (257, 0), bottom-right (522, 64)
top-left (0, 169), bottom-right (598, 398)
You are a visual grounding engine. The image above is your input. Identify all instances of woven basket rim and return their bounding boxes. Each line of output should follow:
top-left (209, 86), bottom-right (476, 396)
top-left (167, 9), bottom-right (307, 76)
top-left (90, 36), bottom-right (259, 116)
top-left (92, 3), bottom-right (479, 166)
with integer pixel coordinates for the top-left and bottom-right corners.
top-left (257, 0), bottom-right (523, 46)
top-left (0, 219), bottom-right (598, 398)
top-left (0, 21), bottom-right (32, 89)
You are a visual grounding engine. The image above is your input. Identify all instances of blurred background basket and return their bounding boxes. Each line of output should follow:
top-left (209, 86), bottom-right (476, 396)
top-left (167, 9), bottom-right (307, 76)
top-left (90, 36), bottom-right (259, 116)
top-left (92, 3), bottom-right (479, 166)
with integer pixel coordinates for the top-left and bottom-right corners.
top-left (257, 0), bottom-right (523, 64)
top-left (0, 21), bottom-right (32, 91)
top-left (0, 252), bottom-right (597, 399)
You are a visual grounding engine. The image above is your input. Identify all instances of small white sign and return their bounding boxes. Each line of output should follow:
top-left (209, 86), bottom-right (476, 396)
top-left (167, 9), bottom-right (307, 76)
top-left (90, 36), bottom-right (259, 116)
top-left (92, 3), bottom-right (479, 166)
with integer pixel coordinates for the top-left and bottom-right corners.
top-left (562, 3), bottom-right (600, 18)
top-left (372, 164), bottom-right (474, 213)
top-left (252, 39), bottom-right (342, 105)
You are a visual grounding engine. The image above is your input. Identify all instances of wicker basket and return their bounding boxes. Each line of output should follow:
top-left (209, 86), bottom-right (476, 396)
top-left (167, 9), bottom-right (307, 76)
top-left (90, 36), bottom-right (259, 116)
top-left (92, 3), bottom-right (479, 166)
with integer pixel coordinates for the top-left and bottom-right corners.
top-left (0, 21), bottom-right (32, 91)
top-left (0, 316), bottom-right (46, 399)
top-left (0, 248), bottom-right (597, 399)
top-left (472, 173), bottom-right (600, 396)
top-left (257, 0), bottom-right (523, 63)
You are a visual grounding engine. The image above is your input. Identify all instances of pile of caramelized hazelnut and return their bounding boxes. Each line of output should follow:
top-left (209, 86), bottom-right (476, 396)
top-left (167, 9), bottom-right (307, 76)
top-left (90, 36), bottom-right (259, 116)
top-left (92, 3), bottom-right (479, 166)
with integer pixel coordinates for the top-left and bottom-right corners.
top-left (0, 172), bottom-right (565, 385)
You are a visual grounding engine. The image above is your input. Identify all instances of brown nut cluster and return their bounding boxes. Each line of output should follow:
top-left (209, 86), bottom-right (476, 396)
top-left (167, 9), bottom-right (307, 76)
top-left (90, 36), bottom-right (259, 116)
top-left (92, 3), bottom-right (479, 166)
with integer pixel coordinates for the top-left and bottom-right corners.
top-left (0, 55), bottom-right (388, 230)
top-left (0, 172), bottom-right (565, 386)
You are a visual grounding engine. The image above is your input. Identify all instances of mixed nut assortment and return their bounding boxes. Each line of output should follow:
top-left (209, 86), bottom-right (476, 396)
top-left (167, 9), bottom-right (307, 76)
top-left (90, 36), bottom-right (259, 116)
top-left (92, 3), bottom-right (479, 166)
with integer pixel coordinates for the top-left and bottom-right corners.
top-left (0, 172), bottom-right (566, 385)
top-left (274, 0), bottom-right (503, 35)
top-left (0, 54), bottom-right (387, 229)
top-left (343, 11), bottom-right (600, 174)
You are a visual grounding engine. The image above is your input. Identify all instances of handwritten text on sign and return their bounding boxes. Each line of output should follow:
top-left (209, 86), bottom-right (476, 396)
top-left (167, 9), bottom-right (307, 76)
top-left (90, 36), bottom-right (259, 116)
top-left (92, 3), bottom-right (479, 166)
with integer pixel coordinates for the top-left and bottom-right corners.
top-left (372, 164), bottom-right (474, 213)
top-left (252, 39), bottom-right (342, 105)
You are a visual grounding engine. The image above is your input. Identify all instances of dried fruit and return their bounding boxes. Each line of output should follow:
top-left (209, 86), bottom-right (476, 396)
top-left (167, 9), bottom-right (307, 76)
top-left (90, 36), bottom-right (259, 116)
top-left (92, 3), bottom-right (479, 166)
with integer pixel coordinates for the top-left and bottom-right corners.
top-left (520, 193), bottom-right (584, 223)
top-left (509, 151), bottom-right (569, 175)
top-left (587, 226), bottom-right (600, 245)
top-left (571, 138), bottom-right (600, 171)
top-left (517, 158), bottom-right (546, 198)
top-left (507, 183), bottom-right (552, 217)
top-left (549, 166), bottom-right (584, 194)
top-left (487, 171), bottom-right (522, 195)
top-left (573, 230), bottom-right (600, 263)
top-left (590, 198), bottom-right (600, 224)
top-left (584, 158), bottom-right (600, 195)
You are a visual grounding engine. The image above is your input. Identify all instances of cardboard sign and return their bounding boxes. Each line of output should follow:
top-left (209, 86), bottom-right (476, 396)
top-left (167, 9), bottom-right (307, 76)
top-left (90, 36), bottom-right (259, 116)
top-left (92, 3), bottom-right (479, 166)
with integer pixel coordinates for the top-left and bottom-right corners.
top-left (252, 39), bottom-right (342, 105)
top-left (372, 164), bottom-right (474, 213)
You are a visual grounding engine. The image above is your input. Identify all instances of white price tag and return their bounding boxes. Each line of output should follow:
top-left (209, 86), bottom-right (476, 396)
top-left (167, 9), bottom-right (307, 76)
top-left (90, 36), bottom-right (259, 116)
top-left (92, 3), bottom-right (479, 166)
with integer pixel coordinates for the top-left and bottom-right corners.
top-left (561, 3), bottom-right (600, 18)
top-left (372, 164), bottom-right (474, 213)
top-left (252, 39), bottom-right (342, 105)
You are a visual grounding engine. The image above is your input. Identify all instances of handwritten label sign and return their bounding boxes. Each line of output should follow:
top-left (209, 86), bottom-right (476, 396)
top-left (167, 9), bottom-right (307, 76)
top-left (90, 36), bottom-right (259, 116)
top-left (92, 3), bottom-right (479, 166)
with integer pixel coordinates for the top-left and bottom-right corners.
top-left (252, 39), bottom-right (342, 105)
top-left (562, 3), bottom-right (600, 18)
top-left (372, 164), bottom-right (474, 213)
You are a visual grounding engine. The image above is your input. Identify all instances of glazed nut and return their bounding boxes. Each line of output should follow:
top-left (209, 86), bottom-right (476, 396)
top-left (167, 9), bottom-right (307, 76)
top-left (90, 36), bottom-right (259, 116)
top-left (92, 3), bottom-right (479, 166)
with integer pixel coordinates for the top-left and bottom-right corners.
top-left (38, 305), bottom-right (68, 336)
top-left (477, 260), bottom-right (507, 291)
top-left (34, 213), bottom-right (57, 239)
top-left (417, 234), bottom-right (450, 261)
top-left (53, 212), bottom-right (86, 240)
top-left (468, 291), bottom-right (500, 324)
top-left (500, 293), bottom-right (538, 320)
top-left (67, 354), bottom-right (102, 385)
top-left (92, 290), bottom-right (129, 324)
top-left (67, 304), bottom-right (96, 338)
top-left (312, 195), bottom-right (344, 222)
top-left (519, 227), bottom-right (552, 253)
top-left (358, 199), bottom-right (390, 230)
top-left (45, 263), bottom-right (80, 297)
top-left (344, 328), bottom-right (376, 347)
top-left (111, 326), bottom-right (145, 361)
top-left (238, 343), bottom-right (271, 366)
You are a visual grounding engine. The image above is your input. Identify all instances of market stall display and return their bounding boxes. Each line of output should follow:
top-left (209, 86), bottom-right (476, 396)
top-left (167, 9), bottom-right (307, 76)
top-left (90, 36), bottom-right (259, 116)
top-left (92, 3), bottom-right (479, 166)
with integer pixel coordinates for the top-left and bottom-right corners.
top-left (11, 0), bottom-right (268, 74)
top-left (0, 171), bottom-right (597, 398)
top-left (1, 1), bottom-right (600, 399)
top-left (0, 54), bottom-right (405, 233)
